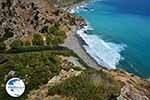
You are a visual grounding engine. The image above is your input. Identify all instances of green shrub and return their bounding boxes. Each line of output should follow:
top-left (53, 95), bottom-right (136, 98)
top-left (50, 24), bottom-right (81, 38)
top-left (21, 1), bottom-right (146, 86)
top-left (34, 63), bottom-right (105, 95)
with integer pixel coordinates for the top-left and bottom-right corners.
top-left (32, 33), bottom-right (44, 46)
top-left (52, 36), bottom-right (64, 45)
top-left (47, 25), bottom-right (66, 46)
top-left (24, 41), bottom-right (31, 46)
top-left (10, 39), bottom-right (23, 49)
top-left (46, 34), bottom-right (54, 46)
top-left (48, 55), bottom-right (61, 75)
top-left (48, 25), bottom-right (59, 35)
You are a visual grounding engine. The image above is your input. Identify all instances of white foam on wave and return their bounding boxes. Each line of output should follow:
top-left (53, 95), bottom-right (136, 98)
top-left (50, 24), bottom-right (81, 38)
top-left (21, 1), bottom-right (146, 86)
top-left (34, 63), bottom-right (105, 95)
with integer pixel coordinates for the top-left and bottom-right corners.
top-left (70, 0), bottom-right (126, 69)
top-left (69, 3), bottom-right (88, 13)
top-left (76, 26), bottom-right (127, 69)
top-left (69, 0), bottom-right (98, 13)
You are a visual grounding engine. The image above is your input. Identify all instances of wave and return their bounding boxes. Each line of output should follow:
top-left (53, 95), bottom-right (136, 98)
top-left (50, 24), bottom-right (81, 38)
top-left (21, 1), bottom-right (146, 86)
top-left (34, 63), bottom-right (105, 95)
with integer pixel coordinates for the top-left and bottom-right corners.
top-left (69, 0), bottom-right (98, 13)
top-left (76, 25), bottom-right (127, 69)
top-left (70, 0), bottom-right (127, 69)
top-left (69, 4), bottom-right (89, 13)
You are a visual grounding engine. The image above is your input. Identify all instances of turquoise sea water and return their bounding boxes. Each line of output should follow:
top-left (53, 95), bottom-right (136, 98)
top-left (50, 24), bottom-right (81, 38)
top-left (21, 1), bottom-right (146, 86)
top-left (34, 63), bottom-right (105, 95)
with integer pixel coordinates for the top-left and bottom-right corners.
top-left (75, 0), bottom-right (150, 78)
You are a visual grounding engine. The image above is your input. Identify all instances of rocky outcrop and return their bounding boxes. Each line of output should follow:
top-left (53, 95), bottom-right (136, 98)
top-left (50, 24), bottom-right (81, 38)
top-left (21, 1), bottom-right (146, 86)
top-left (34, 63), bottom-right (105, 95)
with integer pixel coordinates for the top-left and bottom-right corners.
top-left (108, 70), bottom-right (150, 100)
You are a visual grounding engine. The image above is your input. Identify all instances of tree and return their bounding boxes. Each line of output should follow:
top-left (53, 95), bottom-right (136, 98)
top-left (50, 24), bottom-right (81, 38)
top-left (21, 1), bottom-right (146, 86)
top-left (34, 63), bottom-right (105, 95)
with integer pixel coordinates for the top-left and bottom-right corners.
top-left (48, 25), bottom-right (59, 35)
top-left (24, 41), bottom-right (31, 46)
top-left (46, 34), bottom-right (53, 46)
top-left (52, 36), bottom-right (65, 45)
top-left (10, 39), bottom-right (23, 49)
top-left (32, 33), bottom-right (44, 46)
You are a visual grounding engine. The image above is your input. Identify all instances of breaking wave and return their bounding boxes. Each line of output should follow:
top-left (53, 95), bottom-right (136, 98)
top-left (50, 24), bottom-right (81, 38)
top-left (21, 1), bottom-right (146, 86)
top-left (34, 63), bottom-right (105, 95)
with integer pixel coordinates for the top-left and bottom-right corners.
top-left (76, 25), bottom-right (127, 69)
top-left (69, 0), bottom-right (97, 13)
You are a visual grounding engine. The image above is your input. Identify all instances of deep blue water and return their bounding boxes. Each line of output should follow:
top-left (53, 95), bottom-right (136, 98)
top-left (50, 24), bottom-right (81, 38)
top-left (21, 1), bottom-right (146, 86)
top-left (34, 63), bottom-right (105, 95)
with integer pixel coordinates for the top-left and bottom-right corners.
top-left (76, 0), bottom-right (150, 78)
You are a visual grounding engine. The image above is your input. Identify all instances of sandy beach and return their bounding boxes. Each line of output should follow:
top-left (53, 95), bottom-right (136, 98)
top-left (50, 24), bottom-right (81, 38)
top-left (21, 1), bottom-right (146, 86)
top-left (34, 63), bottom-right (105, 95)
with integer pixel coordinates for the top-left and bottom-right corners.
top-left (62, 28), bottom-right (102, 70)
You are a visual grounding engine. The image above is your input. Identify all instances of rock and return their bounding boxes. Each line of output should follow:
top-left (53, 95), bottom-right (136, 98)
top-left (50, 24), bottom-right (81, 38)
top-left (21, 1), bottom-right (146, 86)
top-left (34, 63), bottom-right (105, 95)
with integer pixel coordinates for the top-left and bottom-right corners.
top-left (48, 69), bottom-right (82, 85)
top-left (7, 70), bottom-right (15, 76)
top-left (51, 95), bottom-right (61, 100)
top-left (109, 70), bottom-right (150, 100)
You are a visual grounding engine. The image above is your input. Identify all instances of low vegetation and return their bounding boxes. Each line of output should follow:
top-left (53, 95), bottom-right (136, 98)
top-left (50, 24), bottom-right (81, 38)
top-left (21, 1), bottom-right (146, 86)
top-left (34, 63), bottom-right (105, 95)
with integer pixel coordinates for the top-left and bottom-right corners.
top-left (46, 25), bottom-right (66, 46)
top-left (10, 39), bottom-right (24, 49)
top-left (0, 52), bottom-right (62, 100)
top-left (48, 69), bottom-right (121, 100)
top-left (32, 33), bottom-right (44, 46)
top-left (0, 24), bottom-right (67, 53)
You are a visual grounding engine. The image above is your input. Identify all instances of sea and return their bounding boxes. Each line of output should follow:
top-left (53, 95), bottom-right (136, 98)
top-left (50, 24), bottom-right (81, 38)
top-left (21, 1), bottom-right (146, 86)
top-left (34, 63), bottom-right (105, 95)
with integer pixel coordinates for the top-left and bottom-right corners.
top-left (71, 0), bottom-right (150, 79)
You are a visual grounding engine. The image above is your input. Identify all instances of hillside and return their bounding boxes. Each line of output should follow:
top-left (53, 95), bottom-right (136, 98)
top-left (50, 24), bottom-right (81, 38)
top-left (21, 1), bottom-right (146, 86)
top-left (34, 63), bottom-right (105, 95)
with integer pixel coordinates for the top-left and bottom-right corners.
top-left (0, 0), bottom-right (85, 49)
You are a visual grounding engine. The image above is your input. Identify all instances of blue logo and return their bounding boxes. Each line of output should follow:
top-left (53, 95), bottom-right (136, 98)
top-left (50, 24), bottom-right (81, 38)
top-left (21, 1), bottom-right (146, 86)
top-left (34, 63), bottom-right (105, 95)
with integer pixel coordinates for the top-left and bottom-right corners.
top-left (6, 78), bottom-right (25, 97)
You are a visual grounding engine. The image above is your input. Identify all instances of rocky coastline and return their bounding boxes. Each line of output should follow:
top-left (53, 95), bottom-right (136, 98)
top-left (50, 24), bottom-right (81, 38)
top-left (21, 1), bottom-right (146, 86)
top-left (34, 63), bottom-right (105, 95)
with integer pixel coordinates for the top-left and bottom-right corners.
top-left (0, 0), bottom-right (149, 100)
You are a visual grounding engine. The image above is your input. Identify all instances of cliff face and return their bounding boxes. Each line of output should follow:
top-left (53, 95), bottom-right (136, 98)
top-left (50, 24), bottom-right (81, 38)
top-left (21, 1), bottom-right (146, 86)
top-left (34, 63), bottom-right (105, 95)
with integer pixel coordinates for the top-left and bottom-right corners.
top-left (109, 70), bottom-right (150, 100)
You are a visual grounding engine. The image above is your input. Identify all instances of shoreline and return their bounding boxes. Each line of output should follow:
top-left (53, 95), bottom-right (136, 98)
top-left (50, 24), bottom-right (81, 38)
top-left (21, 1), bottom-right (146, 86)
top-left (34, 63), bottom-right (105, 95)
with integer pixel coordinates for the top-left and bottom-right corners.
top-left (75, 29), bottom-right (110, 70)
top-left (62, 0), bottom-right (107, 70)
top-left (62, 27), bottom-right (105, 70)
top-left (63, 0), bottom-right (119, 70)
top-left (66, 0), bottom-right (94, 13)
top-left (63, 0), bottom-right (150, 79)
top-left (62, 28), bottom-right (150, 80)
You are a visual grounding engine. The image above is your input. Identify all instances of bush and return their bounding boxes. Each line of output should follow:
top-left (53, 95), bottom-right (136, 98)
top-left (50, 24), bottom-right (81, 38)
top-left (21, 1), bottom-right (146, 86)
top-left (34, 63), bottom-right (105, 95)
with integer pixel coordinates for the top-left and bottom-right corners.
top-left (49, 70), bottom-right (121, 100)
top-left (48, 55), bottom-right (61, 75)
top-left (46, 34), bottom-right (54, 46)
top-left (32, 33), bottom-right (44, 46)
top-left (10, 39), bottom-right (23, 49)
top-left (24, 41), bottom-right (31, 46)
top-left (52, 36), bottom-right (64, 46)
top-left (48, 25), bottom-right (59, 35)
top-left (47, 25), bottom-right (66, 46)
